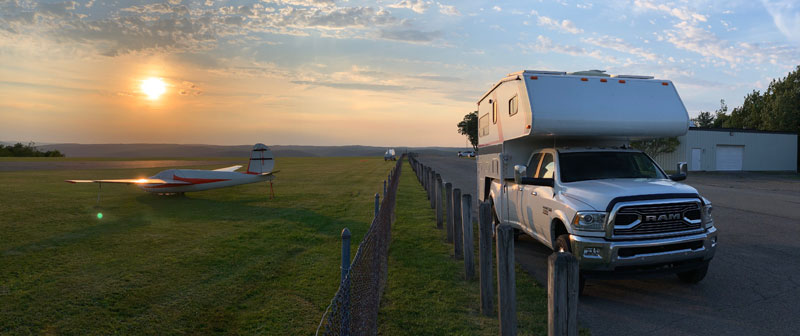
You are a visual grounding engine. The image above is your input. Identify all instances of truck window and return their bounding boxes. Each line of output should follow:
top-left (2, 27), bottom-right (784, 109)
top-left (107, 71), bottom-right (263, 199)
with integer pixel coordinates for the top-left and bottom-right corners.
top-left (528, 153), bottom-right (543, 177)
top-left (536, 153), bottom-right (555, 178)
top-left (559, 152), bottom-right (666, 183)
top-left (509, 95), bottom-right (518, 116)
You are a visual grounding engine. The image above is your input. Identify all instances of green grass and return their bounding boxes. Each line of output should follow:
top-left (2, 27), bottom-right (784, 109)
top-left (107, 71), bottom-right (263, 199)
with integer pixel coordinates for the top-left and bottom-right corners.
top-left (378, 162), bottom-right (548, 335)
top-left (0, 157), bottom-right (396, 334)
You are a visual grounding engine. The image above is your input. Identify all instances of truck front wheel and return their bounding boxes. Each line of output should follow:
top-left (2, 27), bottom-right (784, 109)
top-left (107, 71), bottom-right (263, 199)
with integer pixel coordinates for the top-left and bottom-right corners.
top-left (677, 263), bottom-right (709, 283)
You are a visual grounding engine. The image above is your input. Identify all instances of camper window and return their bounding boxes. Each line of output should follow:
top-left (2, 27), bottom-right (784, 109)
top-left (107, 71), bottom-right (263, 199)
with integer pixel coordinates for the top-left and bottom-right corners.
top-left (492, 99), bottom-right (497, 124)
top-left (479, 114), bottom-right (490, 137)
top-left (509, 95), bottom-right (518, 116)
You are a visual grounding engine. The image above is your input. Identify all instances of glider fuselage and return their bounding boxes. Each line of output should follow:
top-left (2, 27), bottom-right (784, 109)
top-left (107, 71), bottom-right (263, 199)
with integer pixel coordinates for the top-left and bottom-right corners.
top-left (142, 169), bottom-right (274, 193)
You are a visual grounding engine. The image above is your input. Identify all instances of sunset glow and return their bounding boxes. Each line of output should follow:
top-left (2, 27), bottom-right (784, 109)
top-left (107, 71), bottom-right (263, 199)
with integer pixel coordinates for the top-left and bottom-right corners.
top-left (141, 78), bottom-right (166, 100)
top-left (1, 1), bottom-right (798, 146)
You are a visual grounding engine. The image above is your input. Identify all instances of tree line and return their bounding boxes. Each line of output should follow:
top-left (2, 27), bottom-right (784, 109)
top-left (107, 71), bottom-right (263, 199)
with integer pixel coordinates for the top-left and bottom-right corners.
top-left (693, 65), bottom-right (800, 134)
top-left (0, 142), bottom-right (64, 157)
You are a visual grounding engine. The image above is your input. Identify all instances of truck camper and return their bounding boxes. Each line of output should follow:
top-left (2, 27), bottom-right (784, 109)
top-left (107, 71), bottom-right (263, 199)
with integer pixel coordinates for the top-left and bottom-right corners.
top-left (477, 70), bottom-right (717, 292)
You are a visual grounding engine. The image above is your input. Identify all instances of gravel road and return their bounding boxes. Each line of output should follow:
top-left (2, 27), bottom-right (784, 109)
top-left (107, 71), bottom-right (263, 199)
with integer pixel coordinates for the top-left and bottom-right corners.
top-left (415, 154), bottom-right (800, 336)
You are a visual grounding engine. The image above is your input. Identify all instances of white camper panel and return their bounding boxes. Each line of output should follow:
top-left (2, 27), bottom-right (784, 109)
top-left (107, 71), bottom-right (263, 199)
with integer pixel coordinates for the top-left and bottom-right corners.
top-left (477, 71), bottom-right (690, 145)
top-left (527, 75), bottom-right (689, 138)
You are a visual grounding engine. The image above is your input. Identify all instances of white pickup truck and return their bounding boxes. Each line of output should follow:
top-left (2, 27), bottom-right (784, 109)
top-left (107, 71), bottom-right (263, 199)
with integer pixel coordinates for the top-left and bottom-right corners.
top-left (477, 70), bottom-right (717, 292)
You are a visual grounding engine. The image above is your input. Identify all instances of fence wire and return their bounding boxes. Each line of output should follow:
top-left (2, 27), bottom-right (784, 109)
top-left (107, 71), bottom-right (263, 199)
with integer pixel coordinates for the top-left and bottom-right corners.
top-left (316, 155), bottom-right (405, 336)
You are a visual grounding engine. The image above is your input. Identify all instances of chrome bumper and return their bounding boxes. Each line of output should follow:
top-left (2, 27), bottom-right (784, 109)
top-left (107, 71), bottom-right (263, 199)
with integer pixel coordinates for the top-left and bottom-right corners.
top-left (571, 227), bottom-right (717, 272)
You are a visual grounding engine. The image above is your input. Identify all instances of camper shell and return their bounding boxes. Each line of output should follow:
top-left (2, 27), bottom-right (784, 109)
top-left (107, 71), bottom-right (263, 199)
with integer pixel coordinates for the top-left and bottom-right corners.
top-left (477, 70), bottom-right (690, 200)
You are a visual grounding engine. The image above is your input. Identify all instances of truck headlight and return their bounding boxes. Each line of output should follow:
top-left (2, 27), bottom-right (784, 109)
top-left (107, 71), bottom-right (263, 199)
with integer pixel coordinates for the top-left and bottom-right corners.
top-left (572, 211), bottom-right (606, 231)
top-left (702, 204), bottom-right (714, 228)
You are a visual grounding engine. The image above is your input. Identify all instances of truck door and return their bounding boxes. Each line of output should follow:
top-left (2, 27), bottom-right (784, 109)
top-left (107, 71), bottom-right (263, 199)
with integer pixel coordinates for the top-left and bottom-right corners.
top-left (522, 152), bottom-right (555, 245)
top-left (519, 153), bottom-right (543, 240)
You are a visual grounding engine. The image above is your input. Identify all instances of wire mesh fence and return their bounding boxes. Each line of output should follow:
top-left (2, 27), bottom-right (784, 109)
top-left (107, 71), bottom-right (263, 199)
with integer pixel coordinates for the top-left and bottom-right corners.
top-left (316, 154), bottom-right (405, 336)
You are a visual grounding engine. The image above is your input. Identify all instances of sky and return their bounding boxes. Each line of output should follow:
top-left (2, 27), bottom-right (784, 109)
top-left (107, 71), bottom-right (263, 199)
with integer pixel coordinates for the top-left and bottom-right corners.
top-left (1, 0), bottom-right (799, 147)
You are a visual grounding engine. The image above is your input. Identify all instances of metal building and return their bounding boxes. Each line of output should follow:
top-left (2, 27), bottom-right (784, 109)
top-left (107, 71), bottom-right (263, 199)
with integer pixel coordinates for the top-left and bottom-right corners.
top-left (653, 127), bottom-right (798, 172)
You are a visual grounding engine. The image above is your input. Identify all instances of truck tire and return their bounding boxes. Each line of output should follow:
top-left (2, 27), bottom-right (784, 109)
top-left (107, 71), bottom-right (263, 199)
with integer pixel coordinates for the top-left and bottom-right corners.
top-left (555, 234), bottom-right (586, 295)
top-left (677, 263), bottom-right (709, 283)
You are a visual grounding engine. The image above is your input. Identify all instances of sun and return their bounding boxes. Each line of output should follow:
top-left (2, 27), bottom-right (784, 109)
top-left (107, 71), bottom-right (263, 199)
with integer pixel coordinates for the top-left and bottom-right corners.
top-left (141, 77), bottom-right (167, 100)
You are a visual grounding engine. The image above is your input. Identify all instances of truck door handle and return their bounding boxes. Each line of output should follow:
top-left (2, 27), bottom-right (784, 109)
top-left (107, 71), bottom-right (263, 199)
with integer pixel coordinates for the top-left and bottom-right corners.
top-left (531, 191), bottom-right (538, 196)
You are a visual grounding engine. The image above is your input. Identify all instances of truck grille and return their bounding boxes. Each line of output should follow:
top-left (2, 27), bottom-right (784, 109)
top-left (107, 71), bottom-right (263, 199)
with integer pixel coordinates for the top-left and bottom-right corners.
top-left (613, 202), bottom-right (702, 237)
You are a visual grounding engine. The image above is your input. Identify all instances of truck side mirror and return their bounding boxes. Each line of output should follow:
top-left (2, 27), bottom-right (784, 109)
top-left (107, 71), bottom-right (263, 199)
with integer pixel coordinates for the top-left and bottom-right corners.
top-left (670, 162), bottom-right (688, 181)
top-left (678, 162), bottom-right (688, 175)
top-left (514, 165), bottom-right (526, 184)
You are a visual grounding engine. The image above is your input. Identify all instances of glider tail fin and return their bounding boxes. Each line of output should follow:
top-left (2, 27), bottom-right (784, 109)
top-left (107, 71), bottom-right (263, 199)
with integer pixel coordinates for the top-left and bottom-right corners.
top-left (247, 143), bottom-right (275, 174)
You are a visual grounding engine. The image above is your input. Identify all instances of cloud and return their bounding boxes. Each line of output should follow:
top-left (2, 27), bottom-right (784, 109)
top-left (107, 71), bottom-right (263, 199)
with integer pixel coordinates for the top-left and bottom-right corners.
top-left (388, 0), bottom-right (431, 14)
top-left (633, 0), bottom-right (707, 22)
top-left (519, 35), bottom-right (614, 63)
top-left (380, 29), bottom-right (442, 42)
top-left (761, 0), bottom-right (800, 42)
top-left (438, 3), bottom-right (461, 16)
top-left (492, 6), bottom-right (501, 12)
top-left (582, 35), bottom-right (658, 61)
top-left (536, 16), bottom-right (583, 34)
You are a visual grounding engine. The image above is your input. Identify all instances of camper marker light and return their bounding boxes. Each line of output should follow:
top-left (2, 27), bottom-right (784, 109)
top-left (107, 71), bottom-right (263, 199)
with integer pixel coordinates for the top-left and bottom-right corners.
top-left (581, 77), bottom-right (588, 82)
top-left (662, 82), bottom-right (669, 86)
top-left (530, 76), bottom-right (538, 80)
top-left (618, 79), bottom-right (626, 84)
top-left (600, 78), bottom-right (607, 83)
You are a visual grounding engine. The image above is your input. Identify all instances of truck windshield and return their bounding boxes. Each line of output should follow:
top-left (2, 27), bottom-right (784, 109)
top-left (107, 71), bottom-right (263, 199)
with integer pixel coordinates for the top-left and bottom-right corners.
top-left (559, 152), bottom-right (666, 182)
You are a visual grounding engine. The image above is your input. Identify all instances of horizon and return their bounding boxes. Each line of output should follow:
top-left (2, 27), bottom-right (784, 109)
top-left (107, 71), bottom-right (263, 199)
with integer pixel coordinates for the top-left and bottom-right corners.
top-left (2, 0), bottom-right (798, 146)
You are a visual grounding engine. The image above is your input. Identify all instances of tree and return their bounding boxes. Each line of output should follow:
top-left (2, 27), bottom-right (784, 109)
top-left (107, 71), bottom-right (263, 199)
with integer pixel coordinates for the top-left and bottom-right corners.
top-left (693, 111), bottom-right (715, 127)
top-left (630, 137), bottom-right (680, 158)
top-left (457, 111), bottom-right (478, 151)
top-left (711, 99), bottom-right (729, 128)
top-left (692, 99), bottom-right (729, 128)
top-left (0, 142), bottom-right (64, 157)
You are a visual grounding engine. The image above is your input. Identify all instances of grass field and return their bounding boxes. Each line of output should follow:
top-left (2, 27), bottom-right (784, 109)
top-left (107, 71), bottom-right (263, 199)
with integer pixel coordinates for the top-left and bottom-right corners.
top-left (379, 161), bottom-right (548, 335)
top-left (1, 157), bottom-right (551, 335)
top-left (0, 157), bottom-right (393, 334)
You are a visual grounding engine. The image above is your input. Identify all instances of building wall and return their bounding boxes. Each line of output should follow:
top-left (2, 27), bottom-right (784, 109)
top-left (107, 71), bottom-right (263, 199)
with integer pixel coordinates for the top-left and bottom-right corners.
top-left (653, 129), bottom-right (798, 172)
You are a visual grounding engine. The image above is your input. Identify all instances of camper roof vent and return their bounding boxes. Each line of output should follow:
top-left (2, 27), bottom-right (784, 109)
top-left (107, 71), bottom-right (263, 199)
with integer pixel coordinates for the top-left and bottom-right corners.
top-left (610, 74), bottom-right (655, 79)
top-left (568, 70), bottom-right (610, 77)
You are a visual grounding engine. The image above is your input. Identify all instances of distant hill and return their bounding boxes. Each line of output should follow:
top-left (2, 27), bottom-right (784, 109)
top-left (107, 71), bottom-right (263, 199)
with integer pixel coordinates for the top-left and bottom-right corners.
top-left (34, 143), bottom-right (465, 158)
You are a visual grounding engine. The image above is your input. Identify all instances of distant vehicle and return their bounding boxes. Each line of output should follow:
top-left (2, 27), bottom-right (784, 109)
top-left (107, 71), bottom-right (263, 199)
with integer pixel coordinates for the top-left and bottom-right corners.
top-left (66, 143), bottom-right (278, 196)
top-left (458, 150), bottom-right (476, 158)
top-left (384, 148), bottom-right (396, 161)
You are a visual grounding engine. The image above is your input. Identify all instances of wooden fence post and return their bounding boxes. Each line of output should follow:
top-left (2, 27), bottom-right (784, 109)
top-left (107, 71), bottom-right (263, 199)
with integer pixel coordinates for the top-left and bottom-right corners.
top-left (478, 202), bottom-right (494, 316)
top-left (461, 194), bottom-right (474, 280)
top-left (435, 175), bottom-right (443, 229)
top-left (496, 225), bottom-right (516, 336)
top-left (548, 252), bottom-right (579, 336)
top-left (453, 188), bottom-right (463, 259)
top-left (429, 170), bottom-right (436, 209)
top-left (445, 182), bottom-right (453, 242)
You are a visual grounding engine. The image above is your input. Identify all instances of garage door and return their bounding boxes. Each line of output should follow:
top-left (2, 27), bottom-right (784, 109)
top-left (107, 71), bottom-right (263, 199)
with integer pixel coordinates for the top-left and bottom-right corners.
top-left (716, 145), bottom-right (744, 171)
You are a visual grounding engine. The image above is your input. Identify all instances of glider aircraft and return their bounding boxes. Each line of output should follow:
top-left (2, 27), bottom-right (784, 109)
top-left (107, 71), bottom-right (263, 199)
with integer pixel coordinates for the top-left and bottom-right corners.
top-left (66, 143), bottom-right (277, 197)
